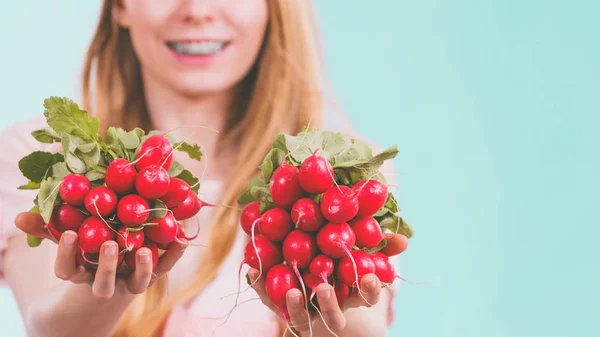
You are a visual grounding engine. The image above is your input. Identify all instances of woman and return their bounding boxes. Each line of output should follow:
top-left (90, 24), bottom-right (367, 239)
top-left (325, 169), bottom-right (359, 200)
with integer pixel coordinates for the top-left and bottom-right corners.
top-left (0, 1), bottom-right (407, 336)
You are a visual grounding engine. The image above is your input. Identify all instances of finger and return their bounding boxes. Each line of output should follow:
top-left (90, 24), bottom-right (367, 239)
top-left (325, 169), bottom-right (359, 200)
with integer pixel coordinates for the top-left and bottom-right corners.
top-left (127, 248), bottom-right (154, 294)
top-left (248, 268), bottom-right (278, 312)
top-left (316, 284), bottom-right (346, 332)
top-left (14, 212), bottom-right (53, 240)
top-left (91, 241), bottom-right (119, 299)
top-left (153, 238), bottom-right (187, 275)
top-left (286, 288), bottom-right (310, 332)
top-left (358, 274), bottom-right (381, 307)
top-left (53, 231), bottom-right (79, 280)
top-left (380, 234), bottom-right (408, 256)
top-left (69, 266), bottom-right (94, 285)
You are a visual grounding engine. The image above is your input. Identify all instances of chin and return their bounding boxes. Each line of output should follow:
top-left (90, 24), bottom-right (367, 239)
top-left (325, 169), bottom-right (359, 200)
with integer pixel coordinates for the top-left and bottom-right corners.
top-left (173, 74), bottom-right (243, 97)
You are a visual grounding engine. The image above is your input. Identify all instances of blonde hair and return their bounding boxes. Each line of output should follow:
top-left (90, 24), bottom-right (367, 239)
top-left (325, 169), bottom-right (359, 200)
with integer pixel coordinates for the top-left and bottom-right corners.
top-left (82, 1), bottom-right (326, 336)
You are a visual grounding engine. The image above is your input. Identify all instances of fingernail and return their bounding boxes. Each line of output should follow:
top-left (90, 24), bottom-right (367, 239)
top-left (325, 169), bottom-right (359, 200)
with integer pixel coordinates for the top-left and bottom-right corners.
top-left (318, 287), bottom-right (331, 300)
top-left (364, 275), bottom-right (377, 289)
top-left (288, 292), bottom-right (302, 305)
top-left (105, 243), bottom-right (117, 257)
top-left (63, 233), bottom-right (75, 246)
top-left (139, 252), bottom-right (150, 264)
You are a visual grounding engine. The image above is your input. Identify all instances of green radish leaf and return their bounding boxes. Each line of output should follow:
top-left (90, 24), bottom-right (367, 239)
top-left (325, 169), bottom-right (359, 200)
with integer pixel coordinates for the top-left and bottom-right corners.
top-left (38, 177), bottom-right (61, 224)
top-left (18, 181), bottom-right (41, 190)
top-left (176, 169), bottom-right (200, 193)
top-left (260, 148), bottom-right (286, 182)
top-left (169, 161), bottom-right (185, 177)
top-left (51, 162), bottom-right (70, 179)
top-left (251, 185), bottom-right (271, 202)
top-left (29, 205), bottom-right (40, 213)
top-left (18, 151), bottom-right (64, 183)
top-left (131, 128), bottom-right (146, 138)
top-left (259, 199), bottom-right (276, 213)
top-left (105, 127), bottom-right (127, 158)
top-left (312, 193), bottom-right (324, 204)
top-left (75, 142), bottom-right (101, 169)
top-left (238, 177), bottom-right (266, 205)
top-left (76, 142), bottom-right (97, 153)
top-left (173, 141), bottom-right (202, 161)
top-left (31, 127), bottom-right (61, 144)
top-left (379, 214), bottom-right (414, 239)
top-left (284, 131), bottom-right (323, 163)
top-left (273, 134), bottom-right (287, 153)
top-left (85, 170), bottom-right (105, 182)
top-left (120, 131), bottom-right (141, 150)
top-left (150, 200), bottom-right (168, 219)
top-left (61, 135), bottom-right (87, 174)
top-left (43, 96), bottom-right (100, 142)
top-left (363, 239), bottom-right (387, 254)
top-left (27, 234), bottom-right (44, 247)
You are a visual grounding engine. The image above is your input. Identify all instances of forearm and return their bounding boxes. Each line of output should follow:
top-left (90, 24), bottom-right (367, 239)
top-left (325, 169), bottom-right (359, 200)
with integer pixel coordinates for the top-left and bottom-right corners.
top-left (27, 282), bottom-right (136, 337)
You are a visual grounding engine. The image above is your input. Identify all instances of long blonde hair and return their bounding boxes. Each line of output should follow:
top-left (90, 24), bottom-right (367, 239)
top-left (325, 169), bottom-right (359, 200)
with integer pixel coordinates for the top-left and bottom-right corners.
top-left (82, 1), bottom-right (326, 336)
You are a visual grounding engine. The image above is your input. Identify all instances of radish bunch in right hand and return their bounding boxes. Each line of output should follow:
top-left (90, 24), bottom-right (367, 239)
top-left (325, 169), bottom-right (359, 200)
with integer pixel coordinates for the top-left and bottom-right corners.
top-left (17, 96), bottom-right (209, 275)
top-left (237, 129), bottom-right (414, 321)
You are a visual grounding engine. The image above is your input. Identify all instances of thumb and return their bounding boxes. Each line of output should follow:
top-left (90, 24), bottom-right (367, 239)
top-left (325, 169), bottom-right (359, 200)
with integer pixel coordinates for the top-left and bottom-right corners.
top-left (15, 212), bottom-right (54, 240)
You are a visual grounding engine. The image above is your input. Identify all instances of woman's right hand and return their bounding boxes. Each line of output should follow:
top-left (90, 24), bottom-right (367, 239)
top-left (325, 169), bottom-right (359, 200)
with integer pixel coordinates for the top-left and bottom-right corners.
top-left (15, 211), bottom-right (188, 299)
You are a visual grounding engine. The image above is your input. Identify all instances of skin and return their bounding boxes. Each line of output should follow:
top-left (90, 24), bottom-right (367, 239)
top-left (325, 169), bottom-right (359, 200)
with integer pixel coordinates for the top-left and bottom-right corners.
top-left (5, 1), bottom-right (405, 336)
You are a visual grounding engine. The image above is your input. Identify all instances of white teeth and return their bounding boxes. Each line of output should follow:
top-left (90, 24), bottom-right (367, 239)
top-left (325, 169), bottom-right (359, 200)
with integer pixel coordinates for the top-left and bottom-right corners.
top-left (169, 41), bottom-right (226, 55)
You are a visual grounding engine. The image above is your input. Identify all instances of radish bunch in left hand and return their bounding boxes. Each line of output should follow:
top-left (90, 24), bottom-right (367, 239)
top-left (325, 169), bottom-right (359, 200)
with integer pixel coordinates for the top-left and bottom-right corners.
top-left (16, 96), bottom-right (209, 275)
top-left (237, 129), bottom-right (415, 321)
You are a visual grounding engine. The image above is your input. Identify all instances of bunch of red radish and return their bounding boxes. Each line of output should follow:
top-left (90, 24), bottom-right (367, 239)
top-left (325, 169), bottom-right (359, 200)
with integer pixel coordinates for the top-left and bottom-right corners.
top-left (45, 134), bottom-right (206, 272)
top-left (239, 151), bottom-right (406, 319)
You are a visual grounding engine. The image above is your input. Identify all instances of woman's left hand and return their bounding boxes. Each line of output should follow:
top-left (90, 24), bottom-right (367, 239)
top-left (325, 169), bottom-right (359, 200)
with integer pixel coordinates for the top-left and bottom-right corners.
top-left (248, 233), bottom-right (407, 335)
top-left (249, 268), bottom-right (383, 335)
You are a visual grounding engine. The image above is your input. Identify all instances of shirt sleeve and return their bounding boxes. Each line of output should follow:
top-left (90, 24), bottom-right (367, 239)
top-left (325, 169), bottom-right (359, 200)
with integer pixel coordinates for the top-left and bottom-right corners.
top-left (0, 116), bottom-right (51, 284)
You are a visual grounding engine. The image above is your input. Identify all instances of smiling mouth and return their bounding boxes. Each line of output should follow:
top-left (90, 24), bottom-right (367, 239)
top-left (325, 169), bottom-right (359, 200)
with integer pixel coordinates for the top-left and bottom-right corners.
top-left (166, 41), bottom-right (229, 56)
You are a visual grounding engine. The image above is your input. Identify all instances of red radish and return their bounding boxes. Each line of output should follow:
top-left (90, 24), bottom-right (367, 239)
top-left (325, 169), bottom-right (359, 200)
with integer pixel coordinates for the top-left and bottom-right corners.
top-left (320, 185), bottom-right (359, 223)
top-left (349, 216), bottom-right (384, 249)
top-left (136, 165), bottom-right (170, 200)
top-left (259, 208), bottom-right (292, 242)
top-left (309, 254), bottom-right (334, 282)
top-left (59, 174), bottom-right (91, 206)
top-left (144, 213), bottom-right (180, 246)
top-left (353, 180), bottom-right (389, 216)
top-left (240, 201), bottom-right (261, 235)
top-left (45, 218), bottom-right (62, 242)
top-left (243, 234), bottom-right (282, 271)
top-left (291, 198), bottom-right (324, 232)
top-left (171, 190), bottom-right (202, 221)
top-left (337, 250), bottom-right (376, 288)
top-left (135, 134), bottom-right (174, 171)
top-left (265, 264), bottom-right (299, 316)
top-left (125, 242), bottom-right (159, 270)
top-left (298, 151), bottom-right (334, 193)
top-left (302, 271), bottom-right (326, 291)
top-left (117, 226), bottom-right (145, 252)
top-left (160, 178), bottom-right (191, 207)
top-left (334, 283), bottom-right (350, 308)
top-left (282, 230), bottom-right (317, 270)
top-left (370, 252), bottom-right (396, 284)
top-left (84, 186), bottom-right (118, 217)
top-left (105, 158), bottom-right (137, 195)
top-left (117, 195), bottom-right (150, 226)
top-left (77, 217), bottom-right (116, 254)
top-left (53, 204), bottom-right (85, 232)
top-left (282, 229), bottom-right (317, 329)
top-left (269, 164), bottom-right (304, 209)
top-left (316, 222), bottom-right (356, 258)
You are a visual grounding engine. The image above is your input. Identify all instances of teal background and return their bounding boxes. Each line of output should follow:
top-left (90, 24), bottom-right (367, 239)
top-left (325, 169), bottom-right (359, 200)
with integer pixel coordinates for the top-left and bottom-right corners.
top-left (1, 1), bottom-right (598, 336)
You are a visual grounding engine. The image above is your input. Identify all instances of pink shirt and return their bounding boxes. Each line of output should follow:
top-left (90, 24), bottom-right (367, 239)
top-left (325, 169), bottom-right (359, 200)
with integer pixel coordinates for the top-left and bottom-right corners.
top-left (0, 116), bottom-right (397, 336)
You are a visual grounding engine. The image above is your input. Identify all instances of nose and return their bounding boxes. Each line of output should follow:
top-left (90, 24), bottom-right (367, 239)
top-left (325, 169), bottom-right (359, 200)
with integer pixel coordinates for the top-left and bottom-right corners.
top-left (181, 0), bottom-right (217, 24)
